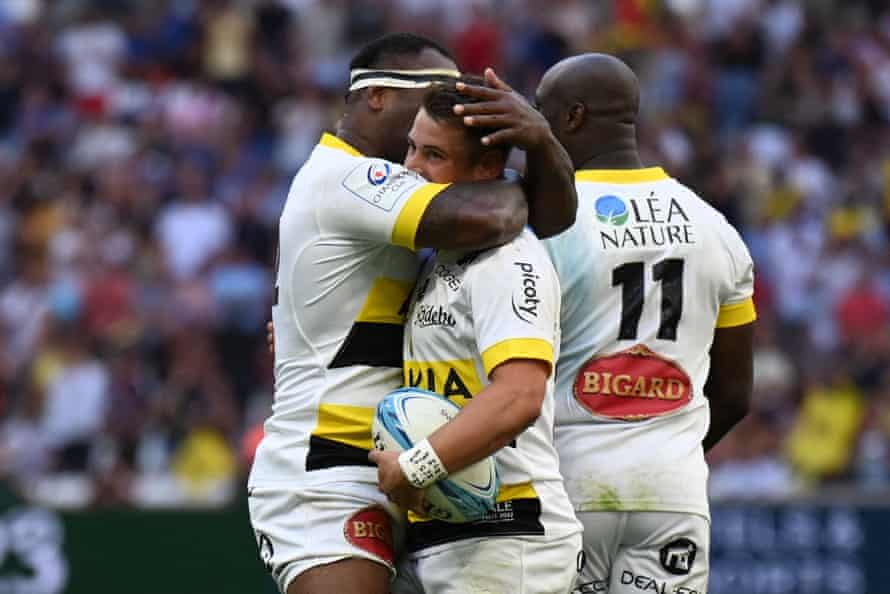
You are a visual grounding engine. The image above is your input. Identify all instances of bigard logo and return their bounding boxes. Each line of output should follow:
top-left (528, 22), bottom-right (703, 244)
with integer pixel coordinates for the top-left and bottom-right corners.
top-left (343, 506), bottom-right (395, 565)
top-left (573, 344), bottom-right (692, 420)
top-left (595, 195), bottom-right (629, 226)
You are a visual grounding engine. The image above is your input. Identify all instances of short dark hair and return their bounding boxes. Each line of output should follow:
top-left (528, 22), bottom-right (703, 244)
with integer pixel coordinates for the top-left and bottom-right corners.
top-left (422, 76), bottom-right (510, 160)
top-left (349, 33), bottom-right (454, 70)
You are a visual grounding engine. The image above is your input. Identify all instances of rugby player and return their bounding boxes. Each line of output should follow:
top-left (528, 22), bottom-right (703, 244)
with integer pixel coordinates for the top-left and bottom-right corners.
top-left (247, 33), bottom-right (577, 594)
top-left (370, 80), bottom-right (582, 594)
top-left (524, 53), bottom-right (754, 594)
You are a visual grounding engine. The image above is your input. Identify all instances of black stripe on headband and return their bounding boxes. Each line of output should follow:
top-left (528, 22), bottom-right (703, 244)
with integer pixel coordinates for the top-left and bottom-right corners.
top-left (350, 71), bottom-right (460, 86)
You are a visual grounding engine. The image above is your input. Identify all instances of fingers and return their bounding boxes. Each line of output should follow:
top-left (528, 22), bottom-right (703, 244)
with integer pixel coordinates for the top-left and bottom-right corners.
top-left (454, 82), bottom-right (503, 103)
top-left (368, 449), bottom-right (381, 464)
top-left (462, 113), bottom-right (514, 127)
top-left (453, 99), bottom-right (504, 116)
top-left (484, 67), bottom-right (512, 92)
top-left (478, 128), bottom-right (517, 146)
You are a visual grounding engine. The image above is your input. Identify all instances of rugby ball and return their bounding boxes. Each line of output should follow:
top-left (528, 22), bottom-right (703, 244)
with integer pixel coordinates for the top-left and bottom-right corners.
top-left (372, 387), bottom-right (499, 523)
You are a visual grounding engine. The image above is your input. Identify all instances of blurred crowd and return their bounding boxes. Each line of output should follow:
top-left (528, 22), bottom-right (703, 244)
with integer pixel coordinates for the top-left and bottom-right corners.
top-left (0, 0), bottom-right (888, 508)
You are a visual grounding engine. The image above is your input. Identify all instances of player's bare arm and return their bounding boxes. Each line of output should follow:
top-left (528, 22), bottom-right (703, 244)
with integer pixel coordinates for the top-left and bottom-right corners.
top-left (370, 358), bottom-right (549, 511)
top-left (414, 180), bottom-right (528, 250)
top-left (702, 322), bottom-right (754, 451)
top-left (457, 68), bottom-right (577, 238)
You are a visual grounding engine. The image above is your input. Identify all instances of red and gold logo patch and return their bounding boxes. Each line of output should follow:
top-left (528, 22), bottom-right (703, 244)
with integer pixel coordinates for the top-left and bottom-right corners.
top-left (343, 506), bottom-right (394, 566)
top-left (573, 344), bottom-right (692, 420)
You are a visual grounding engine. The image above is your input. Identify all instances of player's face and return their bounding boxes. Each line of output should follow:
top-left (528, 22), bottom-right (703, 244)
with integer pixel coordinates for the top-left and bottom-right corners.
top-left (405, 108), bottom-right (502, 184)
top-left (377, 49), bottom-right (458, 162)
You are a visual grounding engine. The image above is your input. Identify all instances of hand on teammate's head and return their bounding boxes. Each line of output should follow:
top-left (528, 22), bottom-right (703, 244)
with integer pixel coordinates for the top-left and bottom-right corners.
top-left (454, 68), bottom-right (553, 150)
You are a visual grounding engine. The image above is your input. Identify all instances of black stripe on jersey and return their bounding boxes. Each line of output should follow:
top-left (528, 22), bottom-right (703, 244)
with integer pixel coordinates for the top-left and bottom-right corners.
top-left (305, 436), bottom-right (375, 470)
top-left (328, 322), bottom-right (404, 369)
top-left (405, 498), bottom-right (544, 553)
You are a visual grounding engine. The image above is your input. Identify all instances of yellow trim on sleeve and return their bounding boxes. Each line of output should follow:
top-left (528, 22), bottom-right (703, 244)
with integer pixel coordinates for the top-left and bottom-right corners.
top-left (319, 132), bottom-right (363, 157)
top-left (312, 404), bottom-right (375, 450)
top-left (716, 297), bottom-right (757, 328)
top-left (575, 167), bottom-right (669, 184)
top-left (391, 183), bottom-right (451, 250)
top-left (481, 338), bottom-right (554, 377)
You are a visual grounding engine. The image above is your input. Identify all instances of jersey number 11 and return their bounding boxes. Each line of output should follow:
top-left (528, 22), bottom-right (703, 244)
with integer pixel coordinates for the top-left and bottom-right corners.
top-left (612, 258), bottom-right (684, 341)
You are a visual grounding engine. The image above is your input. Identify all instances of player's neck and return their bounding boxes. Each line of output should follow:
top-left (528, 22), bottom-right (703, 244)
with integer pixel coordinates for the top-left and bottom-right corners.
top-left (577, 149), bottom-right (643, 171)
top-left (335, 120), bottom-right (377, 158)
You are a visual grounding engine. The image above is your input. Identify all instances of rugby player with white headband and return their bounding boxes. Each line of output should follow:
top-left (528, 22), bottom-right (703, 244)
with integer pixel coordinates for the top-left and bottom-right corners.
top-left (247, 33), bottom-right (576, 594)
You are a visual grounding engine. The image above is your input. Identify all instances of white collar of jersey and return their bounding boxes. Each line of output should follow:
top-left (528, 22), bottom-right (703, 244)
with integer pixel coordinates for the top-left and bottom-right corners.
top-left (575, 167), bottom-right (669, 184)
top-left (348, 68), bottom-right (462, 92)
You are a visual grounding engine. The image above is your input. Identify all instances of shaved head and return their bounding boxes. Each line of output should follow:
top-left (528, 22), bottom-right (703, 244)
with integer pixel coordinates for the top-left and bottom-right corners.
top-left (535, 53), bottom-right (643, 170)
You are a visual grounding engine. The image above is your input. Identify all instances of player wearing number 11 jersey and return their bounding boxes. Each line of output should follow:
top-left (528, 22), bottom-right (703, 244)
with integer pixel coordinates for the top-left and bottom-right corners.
top-left (532, 55), bottom-right (756, 594)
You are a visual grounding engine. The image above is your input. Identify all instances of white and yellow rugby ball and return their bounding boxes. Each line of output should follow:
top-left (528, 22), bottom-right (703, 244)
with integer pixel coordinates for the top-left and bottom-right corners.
top-left (372, 387), bottom-right (499, 523)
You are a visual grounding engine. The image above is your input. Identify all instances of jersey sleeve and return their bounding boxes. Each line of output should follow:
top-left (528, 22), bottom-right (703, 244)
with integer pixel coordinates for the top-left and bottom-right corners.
top-left (324, 157), bottom-right (449, 250)
top-left (716, 221), bottom-right (757, 328)
top-left (469, 234), bottom-right (560, 377)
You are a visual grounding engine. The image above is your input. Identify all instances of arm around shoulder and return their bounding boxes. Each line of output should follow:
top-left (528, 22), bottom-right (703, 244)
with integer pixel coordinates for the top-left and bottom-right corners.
top-left (414, 179), bottom-right (528, 251)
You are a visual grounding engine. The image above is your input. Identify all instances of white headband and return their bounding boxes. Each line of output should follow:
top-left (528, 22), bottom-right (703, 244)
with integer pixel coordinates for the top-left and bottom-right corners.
top-left (348, 68), bottom-right (462, 92)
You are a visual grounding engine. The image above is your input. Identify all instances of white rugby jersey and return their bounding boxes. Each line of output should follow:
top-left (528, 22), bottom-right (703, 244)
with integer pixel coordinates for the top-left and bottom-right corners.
top-left (402, 229), bottom-right (581, 553)
top-left (249, 133), bottom-right (449, 486)
top-left (544, 168), bottom-right (755, 519)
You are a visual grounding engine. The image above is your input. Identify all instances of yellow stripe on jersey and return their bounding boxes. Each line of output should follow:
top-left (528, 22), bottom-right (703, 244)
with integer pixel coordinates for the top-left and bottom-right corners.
top-left (404, 359), bottom-right (484, 406)
top-left (356, 278), bottom-right (414, 325)
top-left (391, 183), bottom-right (451, 250)
top-left (716, 297), bottom-right (757, 328)
top-left (407, 482), bottom-right (538, 523)
top-left (575, 167), bottom-right (669, 184)
top-left (312, 404), bottom-right (375, 450)
top-left (481, 338), bottom-right (554, 377)
top-left (318, 132), bottom-right (363, 157)
top-left (496, 481), bottom-right (537, 502)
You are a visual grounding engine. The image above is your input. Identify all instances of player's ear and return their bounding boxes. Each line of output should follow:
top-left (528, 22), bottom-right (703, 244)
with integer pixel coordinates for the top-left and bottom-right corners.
top-left (366, 86), bottom-right (387, 112)
top-left (566, 102), bottom-right (585, 133)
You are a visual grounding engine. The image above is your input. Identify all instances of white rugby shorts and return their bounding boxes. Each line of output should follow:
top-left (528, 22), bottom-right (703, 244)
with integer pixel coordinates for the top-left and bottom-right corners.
top-left (573, 511), bottom-right (709, 594)
top-left (392, 532), bottom-right (582, 594)
top-left (248, 480), bottom-right (405, 592)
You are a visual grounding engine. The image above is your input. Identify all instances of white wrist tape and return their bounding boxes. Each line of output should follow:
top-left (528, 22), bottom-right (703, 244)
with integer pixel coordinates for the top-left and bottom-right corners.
top-left (398, 439), bottom-right (448, 488)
